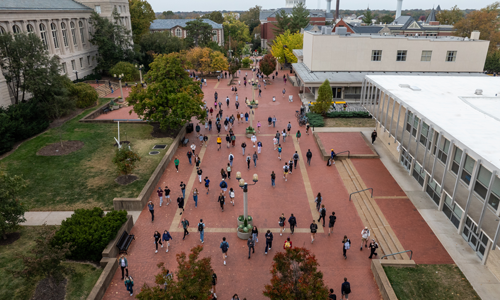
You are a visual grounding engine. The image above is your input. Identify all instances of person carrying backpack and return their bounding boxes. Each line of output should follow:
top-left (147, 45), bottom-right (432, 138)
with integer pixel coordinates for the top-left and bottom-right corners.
top-left (288, 214), bottom-right (297, 235)
top-left (162, 230), bottom-right (173, 252)
top-left (293, 151), bottom-right (299, 169)
top-left (342, 236), bottom-right (351, 259)
top-left (310, 220), bottom-right (318, 244)
top-left (318, 205), bottom-right (327, 227)
top-left (328, 212), bottom-right (337, 236)
top-left (220, 237), bottom-right (229, 265)
top-left (228, 153), bottom-right (234, 166)
top-left (124, 276), bottom-right (134, 296)
top-left (279, 213), bottom-right (286, 236)
top-left (283, 237), bottom-right (292, 250)
top-left (265, 230), bottom-right (273, 254)
top-left (219, 179), bottom-right (228, 192)
top-left (247, 237), bottom-right (255, 259)
top-left (341, 278), bottom-right (351, 300)
top-left (198, 219), bottom-right (205, 243)
top-left (369, 239), bottom-right (379, 259)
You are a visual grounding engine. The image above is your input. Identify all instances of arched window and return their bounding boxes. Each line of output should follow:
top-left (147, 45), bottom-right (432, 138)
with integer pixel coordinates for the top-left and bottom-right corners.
top-left (61, 22), bottom-right (68, 47)
top-left (27, 24), bottom-right (34, 33)
top-left (212, 30), bottom-right (217, 42)
top-left (175, 28), bottom-right (182, 37)
top-left (79, 21), bottom-right (85, 44)
top-left (51, 23), bottom-right (59, 49)
top-left (12, 25), bottom-right (21, 34)
top-left (0, 26), bottom-right (5, 35)
top-left (70, 22), bottom-right (77, 45)
top-left (39, 23), bottom-right (48, 50)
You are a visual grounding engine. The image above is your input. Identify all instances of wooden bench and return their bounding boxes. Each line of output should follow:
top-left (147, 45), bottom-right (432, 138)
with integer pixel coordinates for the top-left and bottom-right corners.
top-left (116, 230), bottom-right (135, 254)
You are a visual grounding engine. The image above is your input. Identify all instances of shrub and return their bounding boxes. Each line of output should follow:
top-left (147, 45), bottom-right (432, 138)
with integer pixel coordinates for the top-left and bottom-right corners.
top-left (326, 111), bottom-right (371, 118)
top-left (109, 61), bottom-right (140, 82)
top-left (306, 112), bottom-right (325, 127)
top-left (310, 80), bottom-right (332, 116)
top-left (242, 57), bottom-right (251, 68)
top-left (69, 82), bottom-right (99, 108)
top-left (113, 147), bottom-right (141, 177)
top-left (52, 208), bottom-right (128, 262)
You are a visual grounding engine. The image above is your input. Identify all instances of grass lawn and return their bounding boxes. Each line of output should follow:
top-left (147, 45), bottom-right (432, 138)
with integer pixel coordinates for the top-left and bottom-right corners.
top-left (324, 118), bottom-right (376, 127)
top-left (0, 99), bottom-right (173, 210)
top-left (0, 227), bottom-right (103, 300)
top-left (384, 264), bottom-right (480, 300)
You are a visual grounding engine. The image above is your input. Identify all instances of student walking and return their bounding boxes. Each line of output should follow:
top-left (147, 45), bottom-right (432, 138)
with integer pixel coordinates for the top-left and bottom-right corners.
top-left (220, 237), bottom-right (229, 265)
top-left (154, 230), bottom-right (163, 253)
top-left (293, 151), bottom-right (299, 169)
top-left (271, 171), bottom-right (276, 187)
top-left (251, 226), bottom-right (258, 242)
top-left (198, 219), bottom-right (205, 243)
top-left (197, 168), bottom-right (203, 183)
top-left (191, 143), bottom-right (196, 155)
top-left (342, 236), bottom-right (351, 259)
top-left (187, 150), bottom-right (193, 164)
top-left (283, 162), bottom-right (289, 181)
top-left (296, 130), bottom-right (301, 143)
top-left (228, 153), bottom-right (234, 166)
top-left (247, 237), bottom-right (255, 259)
top-left (288, 158), bottom-right (294, 175)
top-left (204, 177), bottom-right (210, 194)
top-left (265, 230), bottom-right (273, 254)
top-left (174, 157), bottom-right (180, 172)
top-left (257, 141), bottom-right (262, 153)
top-left (181, 218), bottom-right (189, 240)
top-left (310, 220), bottom-right (318, 243)
top-left (278, 145), bottom-right (283, 160)
top-left (177, 194), bottom-right (185, 215)
top-left (157, 187), bottom-right (164, 207)
top-left (279, 213), bottom-right (286, 236)
top-left (124, 276), bottom-right (134, 296)
top-left (217, 135), bottom-right (222, 150)
top-left (329, 289), bottom-right (337, 300)
top-left (118, 254), bottom-right (128, 280)
top-left (318, 204), bottom-right (327, 227)
top-left (328, 212), bottom-right (336, 236)
top-left (211, 272), bottom-right (218, 297)
top-left (257, 121), bottom-right (261, 133)
top-left (288, 213), bottom-right (297, 235)
top-left (315, 193), bottom-right (322, 211)
top-left (227, 163), bottom-right (232, 179)
top-left (219, 179), bottom-right (228, 192)
top-left (148, 201), bottom-right (154, 222)
top-left (369, 239), bottom-right (379, 259)
top-left (180, 182), bottom-right (186, 199)
top-left (241, 142), bottom-right (247, 155)
top-left (253, 152), bottom-right (258, 167)
top-left (193, 188), bottom-right (199, 207)
top-left (218, 192), bottom-right (225, 212)
top-left (306, 149), bottom-right (312, 165)
top-left (283, 237), bottom-right (292, 249)
top-left (229, 188), bottom-right (235, 205)
top-left (371, 129), bottom-right (377, 144)
top-left (287, 122), bottom-right (292, 136)
top-left (272, 116), bottom-right (277, 127)
top-left (162, 230), bottom-right (173, 252)
top-left (282, 130), bottom-right (286, 143)
top-left (341, 278), bottom-right (351, 300)
top-left (246, 156), bottom-right (251, 170)
top-left (361, 227), bottom-right (370, 250)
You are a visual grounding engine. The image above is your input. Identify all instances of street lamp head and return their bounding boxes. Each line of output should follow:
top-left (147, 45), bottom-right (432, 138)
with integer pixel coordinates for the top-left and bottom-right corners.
top-left (253, 174), bottom-right (258, 183)
top-left (236, 171), bottom-right (242, 180)
top-left (239, 179), bottom-right (245, 187)
top-left (135, 64), bottom-right (137, 68)
top-left (113, 74), bottom-right (117, 78)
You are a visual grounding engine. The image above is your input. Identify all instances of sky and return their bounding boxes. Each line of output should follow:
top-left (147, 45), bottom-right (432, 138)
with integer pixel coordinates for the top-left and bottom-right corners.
top-left (148, 0), bottom-right (494, 12)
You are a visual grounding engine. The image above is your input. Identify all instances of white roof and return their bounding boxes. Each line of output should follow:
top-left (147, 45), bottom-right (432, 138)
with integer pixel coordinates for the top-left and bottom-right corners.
top-left (366, 75), bottom-right (500, 172)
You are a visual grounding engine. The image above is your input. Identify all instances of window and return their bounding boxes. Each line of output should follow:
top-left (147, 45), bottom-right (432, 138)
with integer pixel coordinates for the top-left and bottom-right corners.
top-left (27, 24), bottom-right (34, 33)
top-left (118, 5), bottom-right (122, 13)
top-left (426, 178), bottom-right (442, 205)
top-left (461, 155), bottom-right (475, 185)
top-left (332, 87), bottom-right (342, 99)
top-left (51, 23), bottom-right (59, 49)
top-left (474, 166), bottom-right (492, 199)
top-left (87, 55), bottom-right (91, 66)
top-left (434, 136), bottom-right (450, 164)
top-left (419, 122), bottom-right (430, 146)
top-left (71, 60), bottom-right (76, 71)
top-left (443, 194), bottom-right (463, 229)
top-left (421, 50), bottom-right (432, 61)
top-left (39, 23), bottom-right (48, 50)
top-left (488, 177), bottom-right (500, 210)
top-left (412, 162), bottom-right (425, 186)
top-left (12, 25), bottom-right (21, 34)
top-left (70, 22), bottom-right (77, 45)
top-left (62, 62), bottom-right (67, 74)
top-left (451, 147), bottom-right (463, 175)
top-left (212, 30), bottom-right (217, 42)
top-left (61, 22), bottom-right (68, 47)
top-left (396, 50), bottom-right (407, 61)
top-left (0, 27), bottom-right (5, 35)
top-left (95, 5), bottom-right (101, 14)
top-left (371, 50), bottom-right (382, 61)
top-left (446, 51), bottom-right (457, 62)
top-left (405, 112), bottom-right (419, 137)
top-left (79, 57), bottom-right (83, 68)
top-left (79, 21), bottom-right (85, 44)
top-left (175, 28), bottom-right (182, 37)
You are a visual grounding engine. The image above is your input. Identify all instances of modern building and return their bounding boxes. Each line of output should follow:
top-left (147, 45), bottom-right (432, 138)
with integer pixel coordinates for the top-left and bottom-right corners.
top-left (149, 19), bottom-right (224, 47)
top-left (0, 0), bottom-right (132, 108)
top-left (361, 75), bottom-right (500, 278)
top-left (292, 28), bottom-right (489, 103)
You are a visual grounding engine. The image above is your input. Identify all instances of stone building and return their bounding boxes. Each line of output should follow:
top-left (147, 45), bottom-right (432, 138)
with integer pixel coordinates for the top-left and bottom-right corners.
top-left (149, 19), bottom-right (224, 47)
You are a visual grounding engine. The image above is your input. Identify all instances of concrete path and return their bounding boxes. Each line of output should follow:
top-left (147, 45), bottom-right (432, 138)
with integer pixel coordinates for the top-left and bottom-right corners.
top-left (365, 131), bottom-right (500, 300)
top-left (22, 211), bottom-right (142, 226)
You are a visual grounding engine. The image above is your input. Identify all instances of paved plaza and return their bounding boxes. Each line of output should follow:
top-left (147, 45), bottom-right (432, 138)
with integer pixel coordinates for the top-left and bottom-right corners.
top-left (103, 67), bottom-right (452, 299)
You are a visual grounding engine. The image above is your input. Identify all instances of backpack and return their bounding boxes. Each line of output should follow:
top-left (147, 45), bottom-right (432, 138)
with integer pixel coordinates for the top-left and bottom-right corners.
top-left (345, 240), bottom-right (350, 250)
top-left (229, 155), bottom-right (234, 161)
top-left (221, 181), bottom-right (227, 188)
top-left (344, 282), bottom-right (351, 294)
top-left (221, 242), bottom-right (228, 252)
top-left (284, 241), bottom-right (291, 249)
top-left (284, 166), bottom-right (288, 172)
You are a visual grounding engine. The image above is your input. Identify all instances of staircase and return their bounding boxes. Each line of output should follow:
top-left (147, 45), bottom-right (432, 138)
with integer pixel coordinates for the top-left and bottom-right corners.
top-left (336, 159), bottom-right (410, 260)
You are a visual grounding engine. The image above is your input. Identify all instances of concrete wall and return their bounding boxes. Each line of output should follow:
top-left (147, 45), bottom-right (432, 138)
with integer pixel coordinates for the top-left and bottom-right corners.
top-left (303, 32), bottom-right (489, 72)
top-left (371, 260), bottom-right (416, 300)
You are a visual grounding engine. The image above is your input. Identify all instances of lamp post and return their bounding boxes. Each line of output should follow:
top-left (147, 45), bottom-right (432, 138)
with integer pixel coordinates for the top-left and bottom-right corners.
top-left (73, 70), bottom-right (78, 81)
top-left (235, 172), bottom-right (258, 220)
top-left (114, 73), bottom-right (124, 102)
top-left (135, 64), bottom-right (144, 83)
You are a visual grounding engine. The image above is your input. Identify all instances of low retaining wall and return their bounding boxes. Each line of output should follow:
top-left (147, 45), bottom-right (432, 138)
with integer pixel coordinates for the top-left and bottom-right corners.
top-left (113, 123), bottom-right (187, 211)
top-left (79, 99), bottom-right (148, 124)
top-left (371, 259), bottom-right (416, 300)
top-left (313, 132), bottom-right (379, 161)
top-left (101, 215), bottom-right (134, 263)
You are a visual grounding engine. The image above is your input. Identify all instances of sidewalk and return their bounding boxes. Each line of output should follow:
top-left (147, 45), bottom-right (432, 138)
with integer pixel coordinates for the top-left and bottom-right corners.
top-left (363, 131), bottom-right (500, 300)
top-left (22, 211), bottom-right (142, 226)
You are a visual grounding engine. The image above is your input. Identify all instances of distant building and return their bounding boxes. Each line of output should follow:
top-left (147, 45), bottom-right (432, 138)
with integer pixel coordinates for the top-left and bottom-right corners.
top-left (150, 19), bottom-right (224, 46)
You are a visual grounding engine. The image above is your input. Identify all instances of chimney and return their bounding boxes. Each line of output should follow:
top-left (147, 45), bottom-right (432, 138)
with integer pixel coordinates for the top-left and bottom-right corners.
top-left (326, 0), bottom-right (332, 14)
top-left (396, 0), bottom-right (403, 19)
top-left (335, 0), bottom-right (340, 20)
top-left (471, 31), bottom-right (480, 40)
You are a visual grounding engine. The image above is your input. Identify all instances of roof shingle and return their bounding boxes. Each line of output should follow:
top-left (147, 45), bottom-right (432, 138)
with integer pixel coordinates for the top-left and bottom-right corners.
top-left (0, 0), bottom-right (92, 11)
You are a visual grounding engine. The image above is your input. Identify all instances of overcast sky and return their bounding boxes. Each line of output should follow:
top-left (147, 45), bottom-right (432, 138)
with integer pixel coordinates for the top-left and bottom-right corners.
top-left (148, 0), bottom-right (492, 12)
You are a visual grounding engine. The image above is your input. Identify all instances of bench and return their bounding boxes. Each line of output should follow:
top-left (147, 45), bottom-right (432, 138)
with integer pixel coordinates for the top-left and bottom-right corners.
top-left (182, 137), bottom-right (189, 147)
top-left (116, 230), bottom-right (135, 254)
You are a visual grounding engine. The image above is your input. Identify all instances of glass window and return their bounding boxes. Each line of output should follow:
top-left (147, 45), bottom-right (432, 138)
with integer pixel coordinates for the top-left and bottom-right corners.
top-left (79, 21), bottom-right (85, 44)
top-left (70, 22), bottom-right (77, 45)
top-left (79, 58), bottom-right (83, 68)
top-left (175, 28), bottom-right (182, 37)
top-left (477, 166), bottom-right (492, 187)
top-left (39, 23), bottom-right (48, 50)
top-left (419, 122), bottom-right (429, 145)
top-left (451, 147), bottom-right (463, 174)
top-left (436, 137), bottom-right (450, 164)
top-left (61, 22), bottom-right (68, 47)
top-left (87, 56), bottom-right (91, 65)
top-left (27, 24), bottom-right (34, 33)
top-left (396, 50), bottom-right (407, 61)
top-left (0, 27), bottom-right (5, 34)
top-left (212, 30), bottom-right (217, 42)
top-left (371, 50), bottom-right (382, 61)
top-left (71, 60), bottom-right (76, 71)
top-left (461, 155), bottom-right (475, 185)
top-left (488, 176), bottom-right (500, 210)
top-left (446, 51), bottom-right (457, 62)
top-left (62, 62), bottom-right (67, 74)
top-left (12, 25), bottom-right (21, 34)
top-left (445, 194), bottom-right (452, 206)
top-left (95, 5), bottom-right (101, 14)
top-left (413, 162), bottom-right (425, 186)
top-left (51, 23), bottom-right (59, 49)
top-left (421, 50), bottom-right (432, 61)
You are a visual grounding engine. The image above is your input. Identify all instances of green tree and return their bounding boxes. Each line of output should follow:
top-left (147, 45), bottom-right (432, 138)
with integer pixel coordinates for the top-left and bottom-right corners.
top-left (273, 9), bottom-right (291, 36)
top-left (485, 50), bottom-right (500, 72)
top-left (129, 0), bottom-right (156, 44)
top-left (242, 57), bottom-right (252, 68)
top-left (113, 147), bottom-right (141, 178)
top-left (240, 5), bottom-right (261, 34)
top-left (69, 82), bottom-right (99, 108)
top-left (136, 246), bottom-right (214, 300)
top-left (0, 32), bottom-right (62, 105)
top-left (0, 172), bottom-right (27, 239)
top-left (205, 11), bottom-right (224, 24)
top-left (128, 53), bottom-right (205, 130)
top-left (289, 2), bottom-right (311, 33)
top-left (138, 31), bottom-right (185, 71)
top-left (362, 8), bottom-right (375, 24)
top-left (263, 247), bottom-right (329, 300)
top-left (89, 10), bottom-right (134, 74)
top-left (271, 30), bottom-right (303, 64)
top-left (454, 6), bottom-right (500, 53)
top-left (259, 54), bottom-right (277, 77)
top-left (377, 14), bottom-right (394, 24)
top-left (311, 80), bottom-right (332, 116)
top-left (185, 19), bottom-right (214, 47)
top-left (436, 5), bottom-right (464, 25)
top-left (109, 61), bottom-right (140, 81)
top-left (224, 16), bottom-right (251, 55)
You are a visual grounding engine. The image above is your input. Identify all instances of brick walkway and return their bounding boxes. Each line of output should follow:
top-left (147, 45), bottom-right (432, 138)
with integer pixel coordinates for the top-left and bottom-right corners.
top-left (317, 132), bottom-right (375, 155)
top-left (103, 65), bottom-right (451, 299)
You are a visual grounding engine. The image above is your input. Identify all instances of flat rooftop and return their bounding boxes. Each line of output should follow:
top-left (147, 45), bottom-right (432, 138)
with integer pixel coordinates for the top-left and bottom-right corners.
top-left (366, 75), bottom-right (500, 171)
top-left (304, 31), bottom-right (486, 42)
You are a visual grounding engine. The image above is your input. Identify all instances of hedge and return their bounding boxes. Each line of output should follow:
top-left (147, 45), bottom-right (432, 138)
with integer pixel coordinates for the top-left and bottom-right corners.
top-left (306, 112), bottom-right (325, 127)
top-left (53, 208), bottom-right (128, 262)
top-left (326, 111), bottom-right (371, 118)
top-left (70, 82), bottom-right (99, 108)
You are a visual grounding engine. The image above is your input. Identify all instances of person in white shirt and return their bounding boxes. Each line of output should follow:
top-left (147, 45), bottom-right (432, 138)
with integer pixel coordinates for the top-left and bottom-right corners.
top-left (361, 227), bottom-right (370, 250)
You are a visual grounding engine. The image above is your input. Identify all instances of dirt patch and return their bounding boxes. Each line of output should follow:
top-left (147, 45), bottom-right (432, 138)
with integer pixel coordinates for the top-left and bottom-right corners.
top-left (115, 174), bottom-right (139, 185)
top-left (0, 232), bottom-right (21, 246)
top-left (31, 277), bottom-right (67, 300)
top-left (37, 141), bottom-right (85, 156)
top-left (151, 123), bottom-right (181, 138)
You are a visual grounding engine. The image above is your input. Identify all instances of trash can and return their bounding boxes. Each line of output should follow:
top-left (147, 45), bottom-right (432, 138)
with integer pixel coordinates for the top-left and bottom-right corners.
top-left (186, 123), bottom-right (194, 133)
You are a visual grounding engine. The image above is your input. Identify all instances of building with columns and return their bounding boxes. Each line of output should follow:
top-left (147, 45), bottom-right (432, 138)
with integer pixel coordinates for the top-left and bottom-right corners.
top-left (0, 0), bottom-right (132, 107)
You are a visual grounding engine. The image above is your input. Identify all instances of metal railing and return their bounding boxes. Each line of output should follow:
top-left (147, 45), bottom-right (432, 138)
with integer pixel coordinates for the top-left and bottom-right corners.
top-left (349, 188), bottom-right (373, 201)
top-left (380, 249), bottom-right (413, 260)
top-left (336, 150), bottom-right (350, 159)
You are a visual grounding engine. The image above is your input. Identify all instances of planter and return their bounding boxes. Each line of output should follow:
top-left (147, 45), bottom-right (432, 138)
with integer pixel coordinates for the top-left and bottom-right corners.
top-left (237, 215), bottom-right (254, 227)
top-left (237, 229), bottom-right (252, 240)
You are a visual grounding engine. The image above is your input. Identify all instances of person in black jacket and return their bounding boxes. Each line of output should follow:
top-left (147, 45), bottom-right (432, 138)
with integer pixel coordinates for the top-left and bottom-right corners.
top-left (318, 204), bottom-right (327, 227)
top-left (247, 237), bottom-right (255, 259)
top-left (369, 239), bottom-right (379, 259)
top-left (264, 230), bottom-right (273, 254)
top-left (177, 195), bottom-right (184, 215)
top-left (288, 214), bottom-right (297, 235)
top-left (218, 192), bottom-right (225, 212)
top-left (154, 231), bottom-right (162, 253)
top-left (328, 212), bottom-right (336, 236)
top-left (310, 220), bottom-right (318, 244)
top-left (306, 149), bottom-right (312, 166)
top-left (341, 278), bottom-right (351, 299)
top-left (371, 129), bottom-right (377, 144)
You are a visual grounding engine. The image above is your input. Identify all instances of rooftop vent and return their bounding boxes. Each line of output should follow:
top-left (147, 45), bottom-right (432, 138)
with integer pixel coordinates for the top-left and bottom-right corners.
top-left (475, 89), bottom-right (483, 95)
top-left (399, 84), bottom-right (421, 91)
top-left (321, 26), bottom-right (333, 35)
top-left (334, 27), bottom-right (348, 35)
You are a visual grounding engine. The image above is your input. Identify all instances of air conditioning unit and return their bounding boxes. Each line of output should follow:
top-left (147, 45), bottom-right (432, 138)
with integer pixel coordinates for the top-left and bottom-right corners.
top-left (475, 89), bottom-right (483, 95)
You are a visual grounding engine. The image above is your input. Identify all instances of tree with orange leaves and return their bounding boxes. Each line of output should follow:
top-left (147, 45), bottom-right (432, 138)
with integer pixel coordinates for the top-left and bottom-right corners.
top-left (185, 47), bottom-right (229, 75)
top-left (263, 247), bottom-right (329, 300)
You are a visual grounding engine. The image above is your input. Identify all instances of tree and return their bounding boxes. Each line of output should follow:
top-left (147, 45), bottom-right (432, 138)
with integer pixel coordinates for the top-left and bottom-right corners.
top-left (485, 50), bottom-right (500, 72)
top-left (0, 33), bottom-right (62, 105)
top-left (205, 11), bottom-right (224, 24)
top-left (14, 225), bottom-right (72, 291)
top-left (271, 30), bottom-right (303, 64)
top-left (273, 9), bottom-right (291, 36)
top-left (89, 10), bottom-right (134, 74)
top-left (185, 19), bottom-right (214, 47)
top-left (242, 57), bottom-right (252, 68)
top-left (128, 52), bottom-right (205, 130)
top-left (69, 82), bottom-right (99, 108)
top-left (289, 2), bottom-right (311, 33)
top-left (0, 172), bottom-right (27, 239)
top-left (362, 8), bottom-right (375, 24)
top-left (223, 16), bottom-right (251, 55)
top-left (109, 61), bottom-right (140, 81)
top-left (263, 247), bottom-right (329, 300)
top-left (436, 5), bottom-right (464, 25)
top-left (136, 246), bottom-right (214, 300)
top-left (138, 31), bottom-right (185, 71)
top-left (260, 54), bottom-right (277, 77)
top-left (454, 6), bottom-right (500, 53)
top-left (159, 10), bottom-right (180, 19)
top-left (185, 47), bottom-right (229, 74)
top-left (129, 0), bottom-right (156, 44)
top-left (113, 147), bottom-right (141, 178)
top-left (240, 5), bottom-right (261, 34)
top-left (310, 80), bottom-right (332, 116)
top-left (377, 14), bottom-right (394, 24)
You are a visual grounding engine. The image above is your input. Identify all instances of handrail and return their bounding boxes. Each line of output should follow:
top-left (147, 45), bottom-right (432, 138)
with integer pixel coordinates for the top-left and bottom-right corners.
top-left (335, 150), bottom-right (350, 159)
top-left (380, 249), bottom-right (413, 260)
top-left (349, 188), bottom-right (373, 201)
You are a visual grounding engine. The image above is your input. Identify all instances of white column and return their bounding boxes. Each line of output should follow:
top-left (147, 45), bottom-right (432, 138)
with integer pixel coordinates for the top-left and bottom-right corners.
top-left (384, 95), bottom-right (391, 132)
top-left (379, 92), bottom-right (386, 127)
top-left (458, 159), bottom-right (482, 235)
top-left (430, 132), bottom-right (442, 182)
